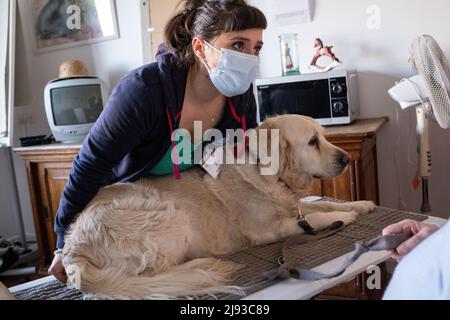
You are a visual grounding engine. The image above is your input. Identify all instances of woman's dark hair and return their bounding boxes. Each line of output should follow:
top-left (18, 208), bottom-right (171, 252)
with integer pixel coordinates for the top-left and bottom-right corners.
top-left (164, 0), bottom-right (267, 69)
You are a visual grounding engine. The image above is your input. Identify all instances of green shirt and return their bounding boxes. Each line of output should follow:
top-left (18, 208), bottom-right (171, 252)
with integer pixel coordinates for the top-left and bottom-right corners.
top-left (148, 130), bottom-right (201, 176)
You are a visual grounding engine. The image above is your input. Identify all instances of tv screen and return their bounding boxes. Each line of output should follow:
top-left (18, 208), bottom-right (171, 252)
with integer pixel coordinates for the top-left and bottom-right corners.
top-left (50, 85), bottom-right (103, 126)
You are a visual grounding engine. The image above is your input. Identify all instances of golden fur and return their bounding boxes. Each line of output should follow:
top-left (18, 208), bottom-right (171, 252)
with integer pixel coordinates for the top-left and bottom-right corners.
top-left (62, 115), bottom-right (375, 299)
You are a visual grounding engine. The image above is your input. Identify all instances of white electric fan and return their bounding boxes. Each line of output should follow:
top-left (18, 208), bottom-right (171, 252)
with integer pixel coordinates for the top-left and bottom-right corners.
top-left (388, 34), bottom-right (450, 213)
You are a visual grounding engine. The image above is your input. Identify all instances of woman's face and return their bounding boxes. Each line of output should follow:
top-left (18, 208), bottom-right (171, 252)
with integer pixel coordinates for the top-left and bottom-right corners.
top-left (194, 28), bottom-right (264, 70)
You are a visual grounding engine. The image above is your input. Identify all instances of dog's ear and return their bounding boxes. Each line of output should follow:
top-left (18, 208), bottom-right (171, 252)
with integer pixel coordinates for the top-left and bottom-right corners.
top-left (277, 126), bottom-right (313, 195)
top-left (254, 118), bottom-right (279, 184)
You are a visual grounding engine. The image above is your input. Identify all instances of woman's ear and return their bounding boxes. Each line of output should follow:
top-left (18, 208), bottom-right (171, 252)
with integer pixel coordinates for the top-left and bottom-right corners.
top-left (192, 37), bottom-right (206, 60)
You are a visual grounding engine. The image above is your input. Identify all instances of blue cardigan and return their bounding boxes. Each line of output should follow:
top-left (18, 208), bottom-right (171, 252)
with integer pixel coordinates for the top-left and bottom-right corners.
top-left (54, 45), bottom-right (258, 248)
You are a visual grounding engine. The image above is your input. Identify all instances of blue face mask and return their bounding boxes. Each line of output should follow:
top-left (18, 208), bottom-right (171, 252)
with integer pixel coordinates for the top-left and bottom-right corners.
top-left (202, 41), bottom-right (260, 97)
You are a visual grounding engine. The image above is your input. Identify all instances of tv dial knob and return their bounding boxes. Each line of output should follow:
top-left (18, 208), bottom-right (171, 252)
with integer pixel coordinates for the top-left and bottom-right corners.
top-left (333, 102), bottom-right (344, 113)
top-left (332, 85), bottom-right (343, 94)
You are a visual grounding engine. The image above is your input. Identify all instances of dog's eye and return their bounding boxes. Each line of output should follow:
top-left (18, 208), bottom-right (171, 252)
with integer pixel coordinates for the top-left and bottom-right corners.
top-left (308, 136), bottom-right (319, 146)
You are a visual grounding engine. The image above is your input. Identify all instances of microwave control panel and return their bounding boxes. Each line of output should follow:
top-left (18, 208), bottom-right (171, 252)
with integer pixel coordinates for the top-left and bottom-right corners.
top-left (330, 77), bottom-right (349, 117)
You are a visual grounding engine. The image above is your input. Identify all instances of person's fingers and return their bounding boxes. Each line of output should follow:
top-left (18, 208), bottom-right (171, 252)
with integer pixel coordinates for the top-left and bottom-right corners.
top-left (390, 252), bottom-right (403, 262)
top-left (48, 255), bottom-right (68, 284)
top-left (382, 219), bottom-right (415, 236)
top-left (49, 267), bottom-right (67, 283)
top-left (395, 225), bottom-right (437, 257)
top-left (385, 221), bottom-right (439, 260)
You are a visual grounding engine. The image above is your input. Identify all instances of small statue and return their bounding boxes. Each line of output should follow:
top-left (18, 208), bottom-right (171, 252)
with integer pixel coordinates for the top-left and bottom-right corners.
top-left (310, 38), bottom-right (342, 72)
top-left (284, 43), bottom-right (294, 70)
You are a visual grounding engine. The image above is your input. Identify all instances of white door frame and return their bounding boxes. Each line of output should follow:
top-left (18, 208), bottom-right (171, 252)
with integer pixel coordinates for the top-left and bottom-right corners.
top-left (0, 0), bottom-right (16, 147)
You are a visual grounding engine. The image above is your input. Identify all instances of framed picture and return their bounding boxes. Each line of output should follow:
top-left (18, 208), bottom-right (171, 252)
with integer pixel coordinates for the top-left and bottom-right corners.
top-left (23, 0), bottom-right (120, 53)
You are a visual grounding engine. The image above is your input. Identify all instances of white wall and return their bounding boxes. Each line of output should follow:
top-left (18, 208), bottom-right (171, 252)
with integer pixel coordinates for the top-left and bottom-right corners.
top-left (250, 0), bottom-right (450, 218)
top-left (0, 0), bottom-right (150, 241)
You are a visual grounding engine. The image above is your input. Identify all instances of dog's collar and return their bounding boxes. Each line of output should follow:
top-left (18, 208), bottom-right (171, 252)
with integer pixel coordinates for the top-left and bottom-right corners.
top-left (297, 207), bottom-right (317, 235)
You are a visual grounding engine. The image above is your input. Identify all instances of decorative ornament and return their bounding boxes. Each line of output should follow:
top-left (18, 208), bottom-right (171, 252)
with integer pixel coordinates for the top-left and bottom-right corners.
top-left (310, 38), bottom-right (343, 72)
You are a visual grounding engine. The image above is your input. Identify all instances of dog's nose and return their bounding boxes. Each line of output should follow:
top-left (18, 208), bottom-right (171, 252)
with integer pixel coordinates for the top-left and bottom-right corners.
top-left (339, 153), bottom-right (350, 167)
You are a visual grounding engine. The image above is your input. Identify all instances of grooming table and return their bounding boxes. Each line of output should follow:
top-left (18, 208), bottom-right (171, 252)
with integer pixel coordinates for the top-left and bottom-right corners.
top-left (9, 197), bottom-right (447, 300)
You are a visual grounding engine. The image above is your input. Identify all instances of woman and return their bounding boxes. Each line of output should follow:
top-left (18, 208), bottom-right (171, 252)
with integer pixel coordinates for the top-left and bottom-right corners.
top-left (49, 0), bottom-right (267, 283)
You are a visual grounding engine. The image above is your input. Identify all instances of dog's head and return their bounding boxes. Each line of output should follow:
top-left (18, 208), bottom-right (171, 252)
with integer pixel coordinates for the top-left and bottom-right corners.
top-left (256, 115), bottom-right (350, 193)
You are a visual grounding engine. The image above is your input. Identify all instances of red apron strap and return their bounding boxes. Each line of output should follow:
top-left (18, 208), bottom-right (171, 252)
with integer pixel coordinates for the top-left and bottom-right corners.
top-left (228, 98), bottom-right (248, 157)
top-left (166, 108), bottom-right (181, 180)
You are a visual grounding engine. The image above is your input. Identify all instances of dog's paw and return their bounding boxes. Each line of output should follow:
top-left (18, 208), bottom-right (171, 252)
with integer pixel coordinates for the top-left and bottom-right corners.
top-left (341, 211), bottom-right (359, 226)
top-left (349, 201), bottom-right (376, 215)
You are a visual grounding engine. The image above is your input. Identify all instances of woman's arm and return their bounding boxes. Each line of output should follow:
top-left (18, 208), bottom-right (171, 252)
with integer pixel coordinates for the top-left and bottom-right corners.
top-left (54, 74), bottom-right (155, 249)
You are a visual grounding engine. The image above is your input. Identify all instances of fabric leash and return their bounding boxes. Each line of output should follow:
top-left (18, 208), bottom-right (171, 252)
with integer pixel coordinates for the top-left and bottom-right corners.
top-left (262, 225), bottom-right (411, 282)
top-left (261, 221), bottom-right (345, 281)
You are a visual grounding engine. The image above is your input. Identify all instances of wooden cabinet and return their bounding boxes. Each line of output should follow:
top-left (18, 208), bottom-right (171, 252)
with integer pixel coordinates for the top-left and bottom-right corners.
top-left (14, 117), bottom-right (388, 298)
top-left (14, 145), bottom-right (81, 268)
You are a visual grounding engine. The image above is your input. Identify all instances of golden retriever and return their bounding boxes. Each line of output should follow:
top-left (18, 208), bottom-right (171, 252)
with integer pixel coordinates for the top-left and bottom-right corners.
top-left (62, 115), bottom-right (375, 299)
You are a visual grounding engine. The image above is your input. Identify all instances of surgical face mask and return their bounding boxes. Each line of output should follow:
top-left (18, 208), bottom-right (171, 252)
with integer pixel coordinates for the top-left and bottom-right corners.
top-left (202, 41), bottom-right (260, 97)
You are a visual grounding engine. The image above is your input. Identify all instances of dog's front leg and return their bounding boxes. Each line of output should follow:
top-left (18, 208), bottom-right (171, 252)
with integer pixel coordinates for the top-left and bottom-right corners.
top-left (299, 200), bottom-right (376, 216)
top-left (247, 216), bottom-right (303, 246)
top-left (305, 211), bottom-right (359, 231)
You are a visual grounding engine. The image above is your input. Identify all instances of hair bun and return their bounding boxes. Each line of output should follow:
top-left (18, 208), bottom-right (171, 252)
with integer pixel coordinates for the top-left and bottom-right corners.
top-left (183, 0), bottom-right (207, 12)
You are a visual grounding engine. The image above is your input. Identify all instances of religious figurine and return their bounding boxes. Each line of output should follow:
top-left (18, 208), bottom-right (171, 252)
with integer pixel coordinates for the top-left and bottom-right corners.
top-left (284, 43), bottom-right (294, 70)
top-left (310, 38), bottom-right (342, 72)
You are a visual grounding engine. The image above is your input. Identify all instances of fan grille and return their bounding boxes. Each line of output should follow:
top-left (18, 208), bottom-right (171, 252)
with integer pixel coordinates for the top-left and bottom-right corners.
top-left (411, 35), bottom-right (450, 129)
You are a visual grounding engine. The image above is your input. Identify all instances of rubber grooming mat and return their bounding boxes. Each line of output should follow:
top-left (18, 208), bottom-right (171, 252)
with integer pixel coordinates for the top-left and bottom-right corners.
top-left (13, 199), bottom-right (427, 300)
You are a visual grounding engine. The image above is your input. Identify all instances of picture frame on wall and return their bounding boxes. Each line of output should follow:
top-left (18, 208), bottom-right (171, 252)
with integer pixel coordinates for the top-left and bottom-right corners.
top-left (23, 0), bottom-right (120, 54)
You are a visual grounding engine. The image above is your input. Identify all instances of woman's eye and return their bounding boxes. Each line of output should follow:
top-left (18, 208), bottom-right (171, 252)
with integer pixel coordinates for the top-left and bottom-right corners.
top-left (254, 46), bottom-right (262, 56)
top-left (232, 42), bottom-right (245, 52)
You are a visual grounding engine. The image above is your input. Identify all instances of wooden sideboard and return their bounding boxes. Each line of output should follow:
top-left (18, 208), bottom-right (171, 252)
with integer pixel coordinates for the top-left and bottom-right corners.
top-left (14, 117), bottom-right (388, 299)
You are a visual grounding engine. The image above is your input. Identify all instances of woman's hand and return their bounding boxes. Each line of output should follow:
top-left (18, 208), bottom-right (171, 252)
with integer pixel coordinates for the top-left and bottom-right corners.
top-left (48, 253), bottom-right (67, 283)
top-left (382, 219), bottom-right (439, 261)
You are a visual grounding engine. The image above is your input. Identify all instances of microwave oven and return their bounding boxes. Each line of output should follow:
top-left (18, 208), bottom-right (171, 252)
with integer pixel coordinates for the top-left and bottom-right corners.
top-left (254, 69), bottom-right (359, 126)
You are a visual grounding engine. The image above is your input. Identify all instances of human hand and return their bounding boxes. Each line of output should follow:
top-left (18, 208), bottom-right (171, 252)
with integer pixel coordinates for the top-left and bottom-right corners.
top-left (48, 253), bottom-right (67, 283)
top-left (382, 219), bottom-right (439, 261)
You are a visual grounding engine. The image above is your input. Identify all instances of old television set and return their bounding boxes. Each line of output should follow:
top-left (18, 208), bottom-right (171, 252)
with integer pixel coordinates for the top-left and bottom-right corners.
top-left (44, 76), bottom-right (109, 143)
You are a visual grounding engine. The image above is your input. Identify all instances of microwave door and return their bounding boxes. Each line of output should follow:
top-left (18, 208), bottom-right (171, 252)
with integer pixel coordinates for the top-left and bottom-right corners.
top-left (258, 80), bottom-right (332, 122)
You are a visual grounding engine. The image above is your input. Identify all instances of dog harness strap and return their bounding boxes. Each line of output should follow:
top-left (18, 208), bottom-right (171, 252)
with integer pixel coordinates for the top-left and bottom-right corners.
top-left (297, 206), bottom-right (317, 235)
top-left (166, 108), bottom-right (181, 180)
top-left (261, 222), bottom-right (344, 281)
